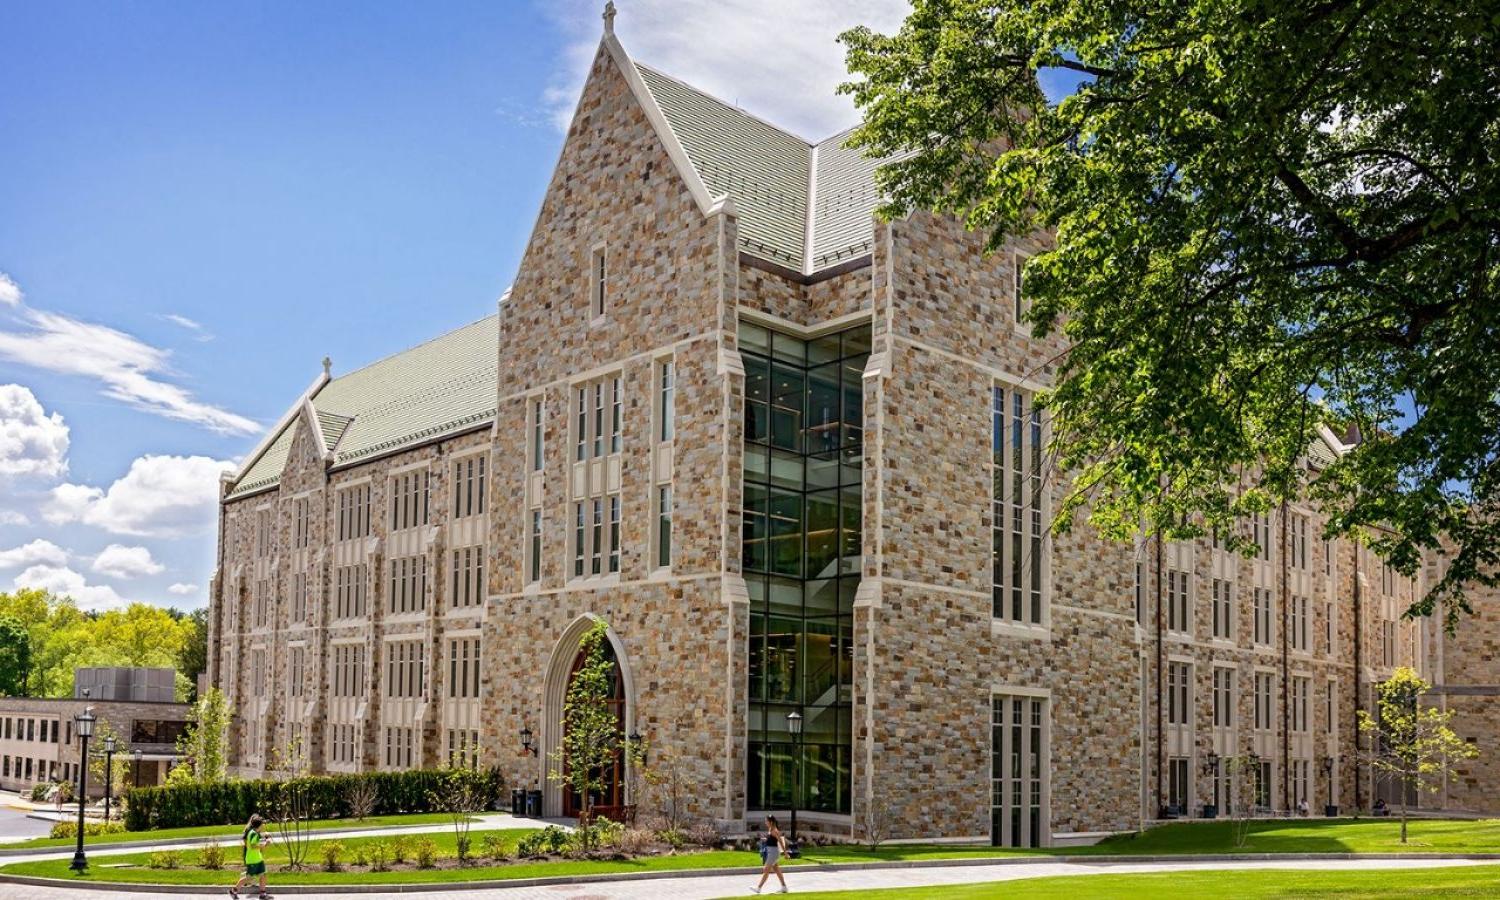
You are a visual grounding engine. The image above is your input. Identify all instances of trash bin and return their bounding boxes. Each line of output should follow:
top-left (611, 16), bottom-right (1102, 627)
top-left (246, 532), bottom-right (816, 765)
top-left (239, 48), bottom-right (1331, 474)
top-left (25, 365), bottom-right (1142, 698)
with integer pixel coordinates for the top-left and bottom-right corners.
top-left (524, 790), bottom-right (542, 818)
top-left (1200, 804), bottom-right (1218, 819)
top-left (511, 788), bottom-right (524, 816)
top-left (1324, 804), bottom-right (1340, 817)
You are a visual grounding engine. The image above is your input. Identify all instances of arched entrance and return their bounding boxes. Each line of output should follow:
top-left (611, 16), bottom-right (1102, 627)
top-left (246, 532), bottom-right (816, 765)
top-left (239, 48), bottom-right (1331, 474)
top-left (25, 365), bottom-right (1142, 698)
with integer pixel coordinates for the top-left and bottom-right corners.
top-left (540, 615), bottom-right (637, 818)
top-left (560, 640), bottom-right (627, 820)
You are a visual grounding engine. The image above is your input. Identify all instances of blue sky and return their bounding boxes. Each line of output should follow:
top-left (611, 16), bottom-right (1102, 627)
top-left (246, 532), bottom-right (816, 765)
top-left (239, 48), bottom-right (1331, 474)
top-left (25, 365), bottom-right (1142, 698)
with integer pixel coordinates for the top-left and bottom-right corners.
top-left (0, 1), bottom-right (1087, 611)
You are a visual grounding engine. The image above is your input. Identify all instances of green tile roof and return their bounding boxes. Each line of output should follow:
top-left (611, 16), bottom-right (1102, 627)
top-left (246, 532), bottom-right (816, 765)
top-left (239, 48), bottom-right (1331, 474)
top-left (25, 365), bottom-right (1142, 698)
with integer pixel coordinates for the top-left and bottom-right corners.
top-left (227, 315), bottom-right (497, 500)
top-left (636, 63), bottom-right (892, 274)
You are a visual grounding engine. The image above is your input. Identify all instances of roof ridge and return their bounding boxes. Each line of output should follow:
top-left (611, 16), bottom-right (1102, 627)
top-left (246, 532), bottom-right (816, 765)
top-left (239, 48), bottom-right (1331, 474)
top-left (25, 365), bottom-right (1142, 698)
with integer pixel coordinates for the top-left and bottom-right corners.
top-left (633, 60), bottom-right (816, 147)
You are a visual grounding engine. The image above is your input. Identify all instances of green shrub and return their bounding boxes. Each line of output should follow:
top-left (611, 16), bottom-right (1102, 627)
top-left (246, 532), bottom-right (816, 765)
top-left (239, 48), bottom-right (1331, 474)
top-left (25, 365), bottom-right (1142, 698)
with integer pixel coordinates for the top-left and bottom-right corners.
top-left (320, 840), bottom-right (344, 872)
top-left (657, 827), bottom-right (686, 850)
top-left (350, 844), bottom-right (370, 867)
top-left (148, 850), bottom-right (182, 869)
top-left (480, 832), bottom-right (509, 861)
top-left (368, 840), bottom-right (391, 872)
top-left (49, 820), bottom-right (127, 840)
top-left (28, 784), bottom-right (49, 802)
top-left (517, 825), bottom-right (571, 858)
top-left (122, 767), bottom-right (504, 831)
top-left (198, 842), bottom-right (226, 870)
top-left (390, 834), bottom-right (412, 864)
top-left (414, 837), bottom-right (439, 869)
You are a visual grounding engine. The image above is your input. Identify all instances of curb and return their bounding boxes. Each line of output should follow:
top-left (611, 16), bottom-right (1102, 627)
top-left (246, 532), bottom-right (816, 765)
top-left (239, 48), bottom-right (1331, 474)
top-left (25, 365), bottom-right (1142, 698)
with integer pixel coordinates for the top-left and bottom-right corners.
top-left (1, 850), bottom-right (1498, 895)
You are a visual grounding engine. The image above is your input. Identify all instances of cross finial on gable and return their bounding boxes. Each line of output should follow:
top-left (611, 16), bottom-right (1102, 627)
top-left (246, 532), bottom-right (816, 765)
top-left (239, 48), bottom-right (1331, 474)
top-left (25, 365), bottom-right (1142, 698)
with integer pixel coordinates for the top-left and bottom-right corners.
top-left (321, 356), bottom-right (332, 376)
top-left (603, 1), bottom-right (616, 35)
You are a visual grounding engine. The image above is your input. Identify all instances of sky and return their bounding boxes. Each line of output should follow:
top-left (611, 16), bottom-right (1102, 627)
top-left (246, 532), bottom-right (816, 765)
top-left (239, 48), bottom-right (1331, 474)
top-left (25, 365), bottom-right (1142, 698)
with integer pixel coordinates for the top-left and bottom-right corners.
top-left (0, 1), bottom-right (1092, 613)
top-left (0, 1), bottom-right (922, 612)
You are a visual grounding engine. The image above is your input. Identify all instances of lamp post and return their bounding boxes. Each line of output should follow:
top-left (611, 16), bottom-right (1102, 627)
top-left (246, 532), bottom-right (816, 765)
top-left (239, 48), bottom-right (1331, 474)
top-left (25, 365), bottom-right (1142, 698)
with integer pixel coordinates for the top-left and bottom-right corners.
top-left (785, 710), bottom-right (802, 844)
top-left (70, 703), bottom-right (96, 873)
top-left (519, 725), bottom-right (536, 756)
top-left (1321, 756), bottom-right (1336, 816)
top-left (132, 748), bottom-right (142, 789)
top-left (101, 736), bottom-right (117, 824)
top-left (1200, 751), bottom-right (1221, 818)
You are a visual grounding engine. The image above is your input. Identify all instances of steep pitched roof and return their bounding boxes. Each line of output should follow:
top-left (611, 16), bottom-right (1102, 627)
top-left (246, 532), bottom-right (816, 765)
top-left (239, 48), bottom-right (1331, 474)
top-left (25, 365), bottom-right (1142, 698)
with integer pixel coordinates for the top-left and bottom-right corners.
top-left (632, 59), bottom-right (892, 275)
top-left (226, 315), bottom-right (498, 500)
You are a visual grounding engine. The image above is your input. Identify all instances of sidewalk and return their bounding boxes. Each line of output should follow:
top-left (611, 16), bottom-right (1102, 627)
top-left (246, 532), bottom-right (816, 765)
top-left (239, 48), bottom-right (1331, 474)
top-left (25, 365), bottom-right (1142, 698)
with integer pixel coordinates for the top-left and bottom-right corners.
top-left (0, 855), bottom-right (1491, 899)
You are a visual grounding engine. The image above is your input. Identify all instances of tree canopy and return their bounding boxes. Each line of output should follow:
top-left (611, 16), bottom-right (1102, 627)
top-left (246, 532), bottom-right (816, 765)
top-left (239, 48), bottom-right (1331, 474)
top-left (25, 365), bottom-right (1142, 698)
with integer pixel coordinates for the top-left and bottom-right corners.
top-left (841, 0), bottom-right (1500, 625)
top-left (0, 589), bottom-right (202, 699)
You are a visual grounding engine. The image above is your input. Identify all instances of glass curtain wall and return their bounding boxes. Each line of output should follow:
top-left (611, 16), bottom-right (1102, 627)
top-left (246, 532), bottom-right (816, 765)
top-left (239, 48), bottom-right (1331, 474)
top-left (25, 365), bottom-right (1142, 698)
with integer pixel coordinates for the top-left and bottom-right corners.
top-left (742, 319), bottom-right (869, 815)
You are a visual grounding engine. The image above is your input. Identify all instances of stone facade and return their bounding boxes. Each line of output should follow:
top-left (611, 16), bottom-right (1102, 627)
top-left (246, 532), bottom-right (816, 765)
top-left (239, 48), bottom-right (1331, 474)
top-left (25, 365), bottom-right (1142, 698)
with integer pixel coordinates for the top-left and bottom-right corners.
top-left (0, 696), bottom-right (188, 796)
top-left (209, 23), bottom-right (1483, 844)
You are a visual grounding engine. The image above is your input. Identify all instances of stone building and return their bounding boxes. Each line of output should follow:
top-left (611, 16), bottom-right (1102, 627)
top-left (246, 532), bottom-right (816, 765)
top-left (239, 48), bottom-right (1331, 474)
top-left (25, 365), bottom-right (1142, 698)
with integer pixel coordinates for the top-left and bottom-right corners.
top-left (208, 11), bottom-right (1464, 842)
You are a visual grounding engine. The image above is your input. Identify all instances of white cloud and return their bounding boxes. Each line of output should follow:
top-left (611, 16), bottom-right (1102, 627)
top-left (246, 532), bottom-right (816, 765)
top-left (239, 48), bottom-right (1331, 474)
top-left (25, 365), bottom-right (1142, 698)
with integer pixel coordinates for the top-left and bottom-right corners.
top-left (0, 539), bottom-right (68, 570)
top-left (167, 582), bottom-right (199, 596)
top-left (45, 454), bottom-right (234, 537)
top-left (12, 564), bottom-right (128, 611)
top-left (91, 543), bottom-right (165, 579)
top-left (0, 384), bottom-right (69, 479)
top-left (0, 511), bottom-right (28, 527)
top-left (0, 274), bottom-right (20, 307)
top-left (543, 0), bottom-right (910, 137)
top-left (160, 313), bottom-right (214, 342)
top-left (0, 274), bottom-right (255, 435)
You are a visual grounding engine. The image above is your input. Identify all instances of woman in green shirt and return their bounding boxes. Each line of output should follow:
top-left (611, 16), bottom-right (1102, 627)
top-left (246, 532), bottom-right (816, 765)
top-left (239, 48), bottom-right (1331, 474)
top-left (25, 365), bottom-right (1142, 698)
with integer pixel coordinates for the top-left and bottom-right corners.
top-left (229, 813), bottom-right (272, 899)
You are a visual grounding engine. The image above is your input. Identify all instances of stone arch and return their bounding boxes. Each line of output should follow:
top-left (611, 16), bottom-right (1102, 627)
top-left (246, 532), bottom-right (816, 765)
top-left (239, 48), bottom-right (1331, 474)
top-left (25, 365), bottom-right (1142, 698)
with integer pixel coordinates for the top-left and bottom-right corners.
top-left (540, 614), bottom-right (638, 817)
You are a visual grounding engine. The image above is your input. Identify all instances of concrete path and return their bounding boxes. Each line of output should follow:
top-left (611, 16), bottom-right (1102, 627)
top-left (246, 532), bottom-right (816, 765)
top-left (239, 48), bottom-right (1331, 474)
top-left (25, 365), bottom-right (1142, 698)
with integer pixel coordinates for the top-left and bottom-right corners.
top-left (0, 856), bottom-right (1492, 899)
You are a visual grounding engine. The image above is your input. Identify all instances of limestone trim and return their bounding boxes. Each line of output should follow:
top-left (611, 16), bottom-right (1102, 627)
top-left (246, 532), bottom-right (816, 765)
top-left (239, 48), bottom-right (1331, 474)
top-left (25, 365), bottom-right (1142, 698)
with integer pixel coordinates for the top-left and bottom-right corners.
top-left (232, 368), bottom-right (330, 483)
top-left (492, 570), bottom-right (720, 602)
top-left (300, 398), bottom-right (334, 464)
top-left (894, 333), bottom-right (1051, 394)
top-left (497, 332), bottom-right (716, 405)
top-left (738, 306), bottom-right (873, 339)
top-left (539, 613), bottom-right (638, 817)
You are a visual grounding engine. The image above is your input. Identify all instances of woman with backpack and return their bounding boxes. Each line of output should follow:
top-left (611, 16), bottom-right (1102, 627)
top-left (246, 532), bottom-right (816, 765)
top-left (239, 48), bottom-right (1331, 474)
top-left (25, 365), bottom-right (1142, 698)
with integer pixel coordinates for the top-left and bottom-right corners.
top-left (229, 813), bottom-right (272, 899)
top-left (751, 814), bottom-right (789, 894)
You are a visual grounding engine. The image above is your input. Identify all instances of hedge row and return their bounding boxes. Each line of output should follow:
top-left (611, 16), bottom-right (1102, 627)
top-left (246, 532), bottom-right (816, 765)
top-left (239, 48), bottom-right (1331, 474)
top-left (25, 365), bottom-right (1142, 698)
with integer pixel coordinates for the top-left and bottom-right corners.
top-left (122, 767), bottom-right (504, 831)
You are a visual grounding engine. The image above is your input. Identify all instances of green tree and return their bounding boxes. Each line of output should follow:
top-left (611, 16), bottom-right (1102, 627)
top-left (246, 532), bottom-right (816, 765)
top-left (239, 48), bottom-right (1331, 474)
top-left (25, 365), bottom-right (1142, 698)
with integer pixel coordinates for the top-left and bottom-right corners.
top-left (177, 607), bottom-right (208, 702)
top-left (1358, 666), bottom-right (1478, 843)
top-left (841, 1), bottom-right (1500, 625)
top-left (168, 686), bottom-right (230, 786)
top-left (88, 719), bottom-right (131, 820)
top-left (0, 616), bottom-right (31, 696)
top-left (549, 620), bottom-right (621, 851)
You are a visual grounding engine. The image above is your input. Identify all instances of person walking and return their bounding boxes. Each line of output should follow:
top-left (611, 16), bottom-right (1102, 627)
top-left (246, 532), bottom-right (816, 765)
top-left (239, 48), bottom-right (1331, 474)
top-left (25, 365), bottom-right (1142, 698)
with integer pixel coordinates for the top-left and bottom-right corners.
top-left (752, 814), bottom-right (789, 894)
top-left (229, 813), bottom-right (272, 899)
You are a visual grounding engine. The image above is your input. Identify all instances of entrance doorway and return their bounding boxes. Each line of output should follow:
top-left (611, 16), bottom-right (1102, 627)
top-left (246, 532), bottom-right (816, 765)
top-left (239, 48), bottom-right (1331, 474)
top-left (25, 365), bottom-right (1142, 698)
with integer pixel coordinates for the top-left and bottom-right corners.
top-left (560, 640), bottom-right (627, 821)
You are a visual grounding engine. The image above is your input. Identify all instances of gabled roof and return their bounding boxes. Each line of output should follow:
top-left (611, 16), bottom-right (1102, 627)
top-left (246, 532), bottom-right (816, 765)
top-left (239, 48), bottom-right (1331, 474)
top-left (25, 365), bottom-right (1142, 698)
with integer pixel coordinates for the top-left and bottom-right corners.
top-left (226, 315), bottom-right (498, 500)
top-left (630, 57), bottom-right (893, 275)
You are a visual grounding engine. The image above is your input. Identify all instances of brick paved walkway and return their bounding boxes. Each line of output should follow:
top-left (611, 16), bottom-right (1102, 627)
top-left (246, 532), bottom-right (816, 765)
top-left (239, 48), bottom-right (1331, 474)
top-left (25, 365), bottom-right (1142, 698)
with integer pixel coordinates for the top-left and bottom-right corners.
top-left (0, 856), bottom-right (1489, 899)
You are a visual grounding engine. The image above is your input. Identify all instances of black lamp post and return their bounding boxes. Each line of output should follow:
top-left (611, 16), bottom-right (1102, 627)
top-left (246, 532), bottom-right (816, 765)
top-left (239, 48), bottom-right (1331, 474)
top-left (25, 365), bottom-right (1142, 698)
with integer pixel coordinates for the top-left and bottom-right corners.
top-left (70, 702), bottom-right (96, 873)
top-left (1321, 756), bottom-right (1336, 816)
top-left (519, 725), bottom-right (536, 756)
top-left (101, 736), bottom-right (116, 824)
top-left (132, 748), bottom-right (142, 789)
top-left (628, 729), bottom-right (644, 765)
top-left (785, 710), bottom-right (802, 843)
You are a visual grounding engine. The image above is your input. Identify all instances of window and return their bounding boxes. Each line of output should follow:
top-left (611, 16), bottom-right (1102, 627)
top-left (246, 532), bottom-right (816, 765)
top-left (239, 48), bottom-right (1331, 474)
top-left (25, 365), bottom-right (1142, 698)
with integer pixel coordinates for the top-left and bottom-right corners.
top-left (330, 723), bottom-right (357, 765)
top-left (1253, 588), bottom-right (1273, 646)
top-left (656, 485), bottom-right (672, 569)
top-left (293, 497), bottom-right (311, 549)
top-left (385, 640), bottom-right (425, 699)
top-left (336, 484), bottom-right (371, 541)
top-left (332, 644), bottom-right (366, 698)
top-left (530, 399), bottom-right (544, 473)
top-left (451, 545), bottom-right (485, 608)
top-left (1168, 662), bottom-right (1192, 725)
top-left (1381, 563), bottom-right (1395, 595)
top-left (447, 637), bottom-right (481, 699)
top-left (387, 555), bottom-right (427, 615)
top-left (1322, 601), bottom-right (1335, 655)
top-left (292, 570), bottom-right (308, 623)
top-left (390, 469), bottom-right (430, 531)
top-left (447, 729), bottom-right (481, 768)
top-left (453, 455), bottom-right (487, 518)
top-left (1213, 667), bottom-right (1234, 728)
top-left (658, 359), bottom-right (675, 442)
top-left (1167, 569), bottom-right (1190, 634)
top-left (1324, 537), bottom-right (1334, 577)
top-left (1254, 672), bottom-right (1275, 731)
top-left (991, 694), bottom-right (1047, 848)
top-left (1168, 756), bottom-right (1190, 812)
top-left (289, 646), bottom-right (305, 698)
top-left (1134, 557), bottom-right (1144, 625)
top-left (1252, 513), bottom-right (1271, 561)
top-left (1292, 676), bottom-right (1310, 732)
top-left (334, 564), bottom-right (368, 619)
top-left (253, 579), bottom-right (270, 628)
top-left (573, 501), bottom-right (586, 578)
top-left (251, 650), bottom-right (266, 697)
top-left (1013, 253), bottom-right (1029, 327)
top-left (1291, 514), bottom-right (1309, 569)
top-left (589, 244), bottom-right (606, 318)
top-left (383, 725), bottom-right (417, 768)
top-left (1211, 578), bottom-right (1233, 640)
top-left (991, 385), bottom-right (1045, 625)
top-left (527, 509), bottom-right (542, 584)
top-left (572, 494), bottom-right (619, 581)
top-left (1382, 619), bottom-right (1397, 666)
top-left (1325, 679), bottom-right (1336, 734)
top-left (255, 508), bottom-right (272, 557)
top-left (608, 495), bottom-right (621, 574)
top-left (1291, 595), bottom-right (1310, 652)
top-left (1256, 760), bottom-right (1273, 809)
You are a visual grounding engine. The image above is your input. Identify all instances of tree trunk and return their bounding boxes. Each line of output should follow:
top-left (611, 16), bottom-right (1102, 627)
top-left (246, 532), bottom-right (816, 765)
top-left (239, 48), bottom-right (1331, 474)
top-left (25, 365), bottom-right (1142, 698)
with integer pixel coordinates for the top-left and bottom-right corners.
top-left (1400, 798), bottom-right (1408, 844)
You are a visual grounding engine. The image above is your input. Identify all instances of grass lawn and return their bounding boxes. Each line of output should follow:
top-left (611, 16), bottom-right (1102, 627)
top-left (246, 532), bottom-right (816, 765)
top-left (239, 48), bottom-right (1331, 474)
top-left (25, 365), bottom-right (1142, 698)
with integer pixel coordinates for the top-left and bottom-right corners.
top-left (5, 818), bottom-right (1499, 887)
top-left (780, 865), bottom-right (1500, 899)
top-left (0, 812), bottom-right (476, 851)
